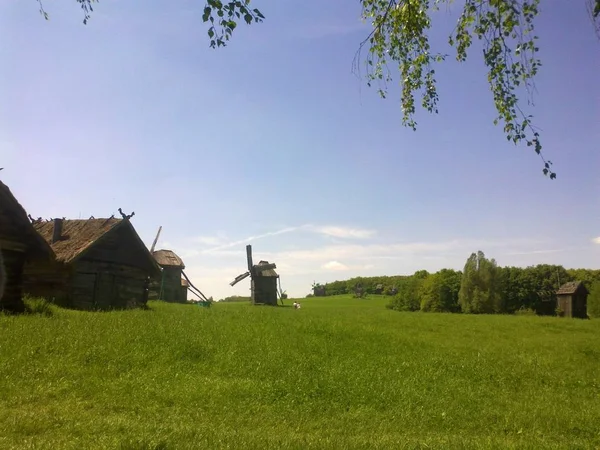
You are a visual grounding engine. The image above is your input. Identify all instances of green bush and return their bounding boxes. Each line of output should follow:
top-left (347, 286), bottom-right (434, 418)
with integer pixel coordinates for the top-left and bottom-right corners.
top-left (23, 296), bottom-right (54, 317)
top-left (514, 306), bottom-right (537, 316)
top-left (386, 272), bottom-right (428, 312)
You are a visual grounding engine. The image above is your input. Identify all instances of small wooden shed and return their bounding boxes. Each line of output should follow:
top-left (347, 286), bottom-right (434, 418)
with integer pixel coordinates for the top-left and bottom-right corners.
top-left (149, 249), bottom-right (186, 303)
top-left (252, 260), bottom-right (279, 306)
top-left (556, 281), bottom-right (588, 319)
top-left (23, 217), bottom-right (161, 310)
top-left (0, 181), bottom-right (54, 312)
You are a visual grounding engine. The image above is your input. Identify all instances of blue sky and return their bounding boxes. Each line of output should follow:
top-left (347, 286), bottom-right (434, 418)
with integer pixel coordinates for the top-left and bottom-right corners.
top-left (1, 0), bottom-right (598, 300)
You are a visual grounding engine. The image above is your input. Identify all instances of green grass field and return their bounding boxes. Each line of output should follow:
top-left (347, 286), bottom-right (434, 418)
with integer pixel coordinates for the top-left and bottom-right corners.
top-left (1, 295), bottom-right (599, 449)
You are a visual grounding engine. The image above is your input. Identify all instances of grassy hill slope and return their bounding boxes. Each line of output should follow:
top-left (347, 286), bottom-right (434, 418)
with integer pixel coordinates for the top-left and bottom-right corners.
top-left (1, 296), bottom-right (599, 449)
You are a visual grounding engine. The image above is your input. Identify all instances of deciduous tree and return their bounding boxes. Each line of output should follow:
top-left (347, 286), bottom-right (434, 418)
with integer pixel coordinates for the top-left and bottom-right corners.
top-left (387, 270), bottom-right (428, 311)
top-left (419, 268), bottom-right (461, 312)
top-left (587, 282), bottom-right (600, 318)
top-left (458, 251), bottom-right (502, 313)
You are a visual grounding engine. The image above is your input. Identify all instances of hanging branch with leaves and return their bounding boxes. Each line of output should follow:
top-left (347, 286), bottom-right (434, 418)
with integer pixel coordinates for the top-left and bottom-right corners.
top-left (354, 0), bottom-right (555, 179)
top-left (38, 0), bottom-right (600, 179)
top-left (201, 0), bottom-right (265, 48)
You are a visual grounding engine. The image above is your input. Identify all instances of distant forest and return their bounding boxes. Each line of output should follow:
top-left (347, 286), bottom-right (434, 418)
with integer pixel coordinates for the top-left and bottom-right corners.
top-left (314, 251), bottom-right (600, 317)
top-left (219, 295), bottom-right (251, 303)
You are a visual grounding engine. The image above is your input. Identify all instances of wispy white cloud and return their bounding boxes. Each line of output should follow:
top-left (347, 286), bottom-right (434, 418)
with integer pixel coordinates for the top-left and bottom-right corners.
top-left (192, 232), bottom-right (229, 247)
top-left (193, 224), bottom-right (376, 256)
top-left (322, 260), bottom-right (349, 271)
top-left (193, 236), bottom-right (223, 246)
top-left (175, 223), bottom-right (552, 300)
top-left (311, 225), bottom-right (376, 239)
top-left (201, 236), bottom-right (546, 261)
top-left (592, 237), bottom-right (600, 244)
top-left (267, 239), bottom-right (472, 263)
top-left (180, 235), bottom-right (557, 300)
top-left (505, 248), bottom-right (575, 256)
top-left (203, 226), bottom-right (301, 253)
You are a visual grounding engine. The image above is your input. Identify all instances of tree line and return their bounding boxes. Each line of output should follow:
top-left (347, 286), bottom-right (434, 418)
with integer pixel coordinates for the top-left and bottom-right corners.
top-left (218, 295), bottom-right (251, 303)
top-left (387, 251), bottom-right (600, 317)
top-left (316, 251), bottom-right (600, 317)
top-left (313, 276), bottom-right (409, 297)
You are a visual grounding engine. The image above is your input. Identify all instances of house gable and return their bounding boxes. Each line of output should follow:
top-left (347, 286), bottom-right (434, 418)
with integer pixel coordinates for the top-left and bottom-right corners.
top-left (0, 181), bottom-right (53, 256)
top-left (76, 221), bottom-right (161, 278)
top-left (34, 218), bottom-right (161, 278)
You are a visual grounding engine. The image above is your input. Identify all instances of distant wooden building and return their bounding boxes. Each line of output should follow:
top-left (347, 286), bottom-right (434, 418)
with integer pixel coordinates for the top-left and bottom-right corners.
top-left (313, 284), bottom-right (326, 297)
top-left (252, 260), bottom-right (279, 306)
top-left (229, 245), bottom-right (280, 306)
top-left (23, 217), bottom-right (161, 310)
top-left (0, 181), bottom-right (54, 312)
top-left (149, 249), bottom-right (186, 302)
top-left (180, 278), bottom-right (189, 302)
top-left (556, 281), bottom-right (589, 319)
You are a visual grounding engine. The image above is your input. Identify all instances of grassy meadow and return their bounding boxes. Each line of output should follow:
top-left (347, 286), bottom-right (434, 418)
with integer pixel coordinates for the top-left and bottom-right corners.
top-left (1, 295), bottom-right (599, 449)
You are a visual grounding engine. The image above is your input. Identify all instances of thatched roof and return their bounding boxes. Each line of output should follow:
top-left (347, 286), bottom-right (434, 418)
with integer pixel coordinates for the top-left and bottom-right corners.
top-left (557, 281), bottom-right (588, 295)
top-left (0, 181), bottom-right (53, 256)
top-left (34, 218), bottom-right (161, 277)
top-left (255, 260), bottom-right (278, 277)
top-left (153, 249), bottom-right (185, 268)
top-left (34, 218), bottom-right (121, 263)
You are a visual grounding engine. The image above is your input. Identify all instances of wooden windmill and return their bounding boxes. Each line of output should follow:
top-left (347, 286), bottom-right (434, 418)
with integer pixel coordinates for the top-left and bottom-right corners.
top-left (230, 245), bottom-right (280, 306)
top-left (148, 226), bottom-right (211, 304)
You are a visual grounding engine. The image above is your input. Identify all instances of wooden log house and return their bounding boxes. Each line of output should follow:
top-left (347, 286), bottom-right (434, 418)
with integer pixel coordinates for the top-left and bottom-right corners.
top-left (23, 216), bottom-right (162, 310)
top-left (0, 181), bottom-right (54, 312)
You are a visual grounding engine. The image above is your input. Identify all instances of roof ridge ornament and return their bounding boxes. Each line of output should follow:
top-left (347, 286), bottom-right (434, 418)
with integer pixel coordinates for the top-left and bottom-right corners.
top-left (118, 208), bottom-right (135, 220)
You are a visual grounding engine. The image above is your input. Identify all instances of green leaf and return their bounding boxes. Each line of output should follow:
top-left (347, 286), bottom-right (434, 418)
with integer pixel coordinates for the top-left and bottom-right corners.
top-left (202, 7), bottom-right (211, 22)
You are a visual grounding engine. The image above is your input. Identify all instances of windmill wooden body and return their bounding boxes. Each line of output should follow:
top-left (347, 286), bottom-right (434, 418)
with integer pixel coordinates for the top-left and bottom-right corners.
top-left (230, 245), bottom-right (280, 306)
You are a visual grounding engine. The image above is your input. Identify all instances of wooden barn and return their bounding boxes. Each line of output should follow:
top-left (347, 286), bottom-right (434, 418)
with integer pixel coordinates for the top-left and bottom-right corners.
top-left (149, 249), bottom-right (187, 302)
top-left (23, 216), bottom-right (161, 310)
top-left (0, 181), bottom-right (54, 312)
top-left (556, 281), bottom-right (589, 319)
top-left (252, 260), bottom-right (279, 306)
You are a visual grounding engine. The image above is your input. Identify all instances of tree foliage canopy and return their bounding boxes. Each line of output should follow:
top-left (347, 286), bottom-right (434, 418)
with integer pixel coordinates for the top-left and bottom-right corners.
top-left (458, 251), bottom-right (502, 313)
top-left (419, 268), bottom-right (461, 313)
top-left (385, 257), bottom-right (600, 316)
top-left (41, 0), bottom-right (600, 178)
